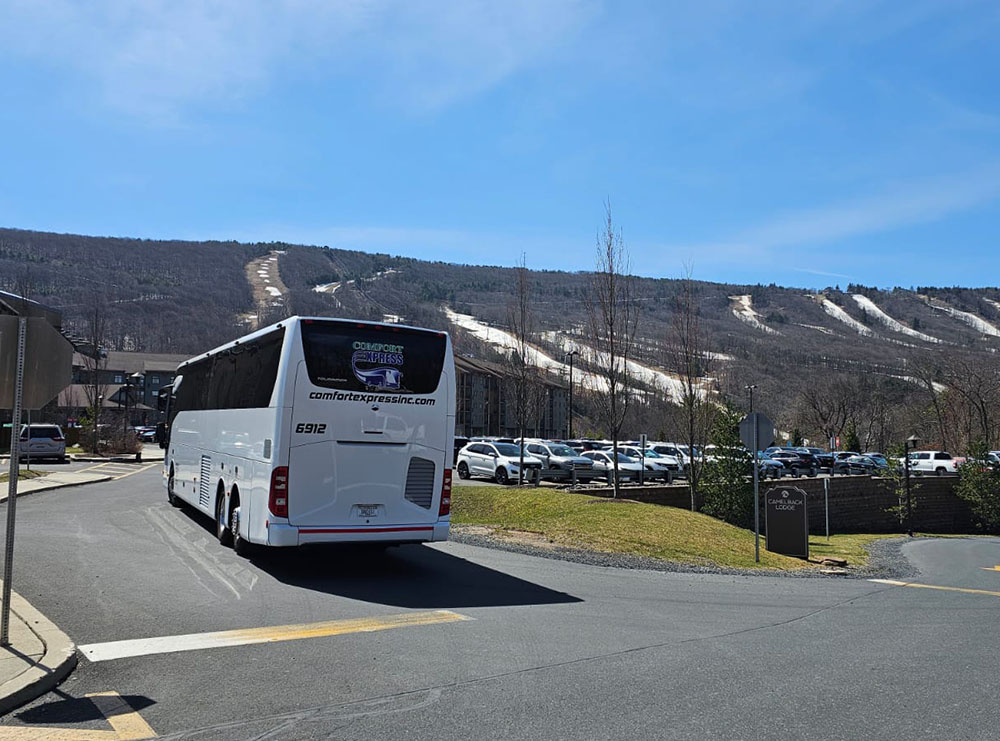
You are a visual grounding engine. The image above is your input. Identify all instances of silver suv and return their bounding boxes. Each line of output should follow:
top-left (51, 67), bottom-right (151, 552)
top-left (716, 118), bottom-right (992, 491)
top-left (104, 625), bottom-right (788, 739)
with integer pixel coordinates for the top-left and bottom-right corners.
top-left (456, 442), bottom-right (543, 485)
top-left (523, 441), bottom-right (596, 481)
top-left (19, 424), bottom-right (67, 462)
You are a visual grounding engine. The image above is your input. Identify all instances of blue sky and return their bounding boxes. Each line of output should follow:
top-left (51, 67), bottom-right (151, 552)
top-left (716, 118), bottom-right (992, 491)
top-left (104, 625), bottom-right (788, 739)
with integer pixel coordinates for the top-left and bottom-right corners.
top-left (1, 0), bottom-right (998, 288)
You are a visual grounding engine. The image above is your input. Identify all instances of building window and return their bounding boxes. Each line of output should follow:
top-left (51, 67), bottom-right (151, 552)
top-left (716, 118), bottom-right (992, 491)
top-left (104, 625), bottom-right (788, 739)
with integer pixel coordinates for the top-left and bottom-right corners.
top-left (114, 374), bottom-right (123, 384)
top-left (151, 376), bottom-right (160, 386)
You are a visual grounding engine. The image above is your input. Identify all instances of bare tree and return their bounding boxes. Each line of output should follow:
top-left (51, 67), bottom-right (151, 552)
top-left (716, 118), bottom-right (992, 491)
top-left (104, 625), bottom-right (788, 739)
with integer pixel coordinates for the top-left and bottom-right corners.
top-left (670, 268), bottom-right (714, 511)
top-left (81, 296), bottom-right (110, 454)
top-left (505, 254), bottom-right (539, 484)
top-left (585, 203), bottom-right (638, 498)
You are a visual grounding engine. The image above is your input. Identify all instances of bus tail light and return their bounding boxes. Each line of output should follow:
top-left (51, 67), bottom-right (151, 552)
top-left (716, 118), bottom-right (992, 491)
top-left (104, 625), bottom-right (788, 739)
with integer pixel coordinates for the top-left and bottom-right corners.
top-left (269, 466), bottom-right (289, 518)
top-left (439, 469), bottom-right (452, 517)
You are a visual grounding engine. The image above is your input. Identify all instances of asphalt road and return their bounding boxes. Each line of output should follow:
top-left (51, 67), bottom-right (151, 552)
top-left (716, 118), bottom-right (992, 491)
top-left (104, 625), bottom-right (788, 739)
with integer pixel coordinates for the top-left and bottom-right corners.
top-left (0, 469), bottom-right (998, 740)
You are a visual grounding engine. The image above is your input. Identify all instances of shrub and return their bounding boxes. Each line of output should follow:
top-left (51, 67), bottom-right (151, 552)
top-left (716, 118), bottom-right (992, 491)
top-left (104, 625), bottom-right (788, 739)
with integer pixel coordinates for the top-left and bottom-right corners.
top-left (699, 406), bottom-right (754, 528)
top-left (955, 441), bottom-right (1000, 534)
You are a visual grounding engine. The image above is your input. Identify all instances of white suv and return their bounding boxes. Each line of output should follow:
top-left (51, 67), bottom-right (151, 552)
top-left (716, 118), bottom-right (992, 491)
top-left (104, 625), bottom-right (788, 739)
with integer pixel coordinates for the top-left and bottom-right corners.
top-left (19, 424), bottom-right (67, 462)
top-left (905, 450), bottom-right (959, 476)
top-left (456, 442), bottom-right (543, 485)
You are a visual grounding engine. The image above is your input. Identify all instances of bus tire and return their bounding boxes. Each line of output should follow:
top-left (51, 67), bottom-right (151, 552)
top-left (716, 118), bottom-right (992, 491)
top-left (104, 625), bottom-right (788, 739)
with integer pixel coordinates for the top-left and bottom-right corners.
top-left (457, 462), bottom-right (470, 480)
top-left (216, 484), bottom-right (233, 546)
top-left (230, 494), bottom-right (250, 556)
top-left (167, 466), bottom-right (180, 507)
top-left (495, 467), bottom-right (509, 485)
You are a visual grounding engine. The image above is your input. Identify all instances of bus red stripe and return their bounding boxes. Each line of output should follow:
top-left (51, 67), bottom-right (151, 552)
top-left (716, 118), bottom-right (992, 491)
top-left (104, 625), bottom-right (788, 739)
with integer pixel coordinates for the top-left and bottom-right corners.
top-left (298, 526), bottom-right (435, 534)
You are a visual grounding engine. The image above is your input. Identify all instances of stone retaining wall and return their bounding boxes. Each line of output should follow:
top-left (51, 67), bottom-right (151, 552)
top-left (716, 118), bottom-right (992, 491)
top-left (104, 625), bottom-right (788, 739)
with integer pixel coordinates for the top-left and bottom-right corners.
top-left (581, 475), bottom-right (975, 534)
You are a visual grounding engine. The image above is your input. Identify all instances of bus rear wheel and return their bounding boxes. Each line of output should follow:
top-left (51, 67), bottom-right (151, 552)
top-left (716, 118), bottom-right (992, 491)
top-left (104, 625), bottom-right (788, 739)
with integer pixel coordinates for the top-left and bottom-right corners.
top-left (167, 466), bottom-right (180, 507)
top-left (230, 496), bottom-right (250, 556)
top-left (216, 485), bottom-right (233, 546)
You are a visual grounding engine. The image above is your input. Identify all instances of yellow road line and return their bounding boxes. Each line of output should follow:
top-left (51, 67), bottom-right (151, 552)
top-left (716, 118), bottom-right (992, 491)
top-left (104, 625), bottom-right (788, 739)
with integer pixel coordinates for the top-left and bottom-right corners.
top-left (87, 693), bottom-right (156, 740)
top-left (79, 609), bottom-right (472, 662)
top-left (870, 578), bottom-right (1000, 598)
top-left (981, 566), bottom-right (1000, 572)
top-left (109, 464), bottom-right (157, 481)
top-left (0, 691), bottom-right (156, 740)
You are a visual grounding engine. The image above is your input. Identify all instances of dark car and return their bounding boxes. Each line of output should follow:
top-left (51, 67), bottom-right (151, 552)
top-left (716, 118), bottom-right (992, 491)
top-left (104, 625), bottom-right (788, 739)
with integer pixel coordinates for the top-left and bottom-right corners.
top-left (834, 455), bottom-right (886, 476)
top-left (767, 450), bottom-right (818, 477)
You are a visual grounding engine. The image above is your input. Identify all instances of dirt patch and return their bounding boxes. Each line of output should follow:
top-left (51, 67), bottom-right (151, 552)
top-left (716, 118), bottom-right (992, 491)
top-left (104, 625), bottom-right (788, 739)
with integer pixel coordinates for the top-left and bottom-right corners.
top-left (244, 251), bottom-right (289, 328)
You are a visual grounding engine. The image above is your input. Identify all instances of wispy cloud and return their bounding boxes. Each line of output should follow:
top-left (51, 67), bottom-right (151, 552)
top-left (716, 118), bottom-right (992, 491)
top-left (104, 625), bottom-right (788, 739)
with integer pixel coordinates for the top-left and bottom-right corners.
top-left (735, 164), bottom-right (1000, 250)
top-left (0, 0), bottom-right (597, 121)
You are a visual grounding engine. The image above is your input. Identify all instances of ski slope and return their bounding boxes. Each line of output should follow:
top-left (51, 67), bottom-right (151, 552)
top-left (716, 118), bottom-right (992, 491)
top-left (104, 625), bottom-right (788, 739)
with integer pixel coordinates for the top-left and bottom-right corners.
top-left (920, 295), bottom-right (1000, 338)
top-left (444, 308), bottom-right (710, 401)
top-left (729, 295), bottom-right (780, 335)
top-left (813, 295), bottom-right (874, 337)
top-left (851, 294), bottom-right (942, 343)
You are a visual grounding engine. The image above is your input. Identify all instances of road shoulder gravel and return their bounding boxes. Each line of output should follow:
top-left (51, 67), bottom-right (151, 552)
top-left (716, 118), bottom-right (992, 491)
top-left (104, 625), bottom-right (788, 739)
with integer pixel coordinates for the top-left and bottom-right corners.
top-left (449, 525), bottom-right (917, 579)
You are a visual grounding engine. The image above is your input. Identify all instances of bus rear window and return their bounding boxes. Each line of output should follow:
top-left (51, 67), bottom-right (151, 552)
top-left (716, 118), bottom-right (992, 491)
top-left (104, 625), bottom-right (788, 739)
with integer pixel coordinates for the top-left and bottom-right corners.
top-left (301, 322), bottom-right (446, 394)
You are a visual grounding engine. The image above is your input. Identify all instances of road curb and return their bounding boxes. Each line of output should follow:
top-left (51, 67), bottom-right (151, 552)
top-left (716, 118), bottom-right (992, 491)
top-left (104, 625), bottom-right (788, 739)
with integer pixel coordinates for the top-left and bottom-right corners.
top-left (69, 455), bottom-right (144, 463)
top-left (0, 476), bottom-right (116, 504)
top-left (0, 590), bottom-right (77, 716)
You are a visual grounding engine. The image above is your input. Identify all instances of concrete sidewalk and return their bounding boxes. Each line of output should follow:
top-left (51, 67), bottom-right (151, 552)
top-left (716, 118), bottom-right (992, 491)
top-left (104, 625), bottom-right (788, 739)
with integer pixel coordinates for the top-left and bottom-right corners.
top-left (0, 588), bottom-right (76, 715)
top-left (1, 471), bottom-right (114, 503)
top-left (70, 444), bottom-right (165, 464)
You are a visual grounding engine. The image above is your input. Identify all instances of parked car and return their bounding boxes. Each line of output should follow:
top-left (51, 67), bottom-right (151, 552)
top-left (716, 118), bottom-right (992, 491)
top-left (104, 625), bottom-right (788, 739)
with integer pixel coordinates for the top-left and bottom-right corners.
top-left (456, 442), bottom-right (543, 485)
top-left (834, 455), bottom-right (887, 475)
top-left (757, 453), bottom-right (785, 478)
top-left (523, 441), bottom-right (596, 481)
top-left (767, 450), bottom-right (818, 477)
top-left (18, 424), bottom-right (67, 462)
top-left (134, 426), bottom-right (157, 443)
top-left (580, 451), bottom-right (645, 482)
top-left (988, 452), bottom-right (1000, 471)
top-left (863, 452), bottom-right (889, 468)
top-left (650, 443), bottom-right (692, 469)
top-left (619, 446), bottom-right (681, 474)
top-left (904, 451), bottom-right (959, 476)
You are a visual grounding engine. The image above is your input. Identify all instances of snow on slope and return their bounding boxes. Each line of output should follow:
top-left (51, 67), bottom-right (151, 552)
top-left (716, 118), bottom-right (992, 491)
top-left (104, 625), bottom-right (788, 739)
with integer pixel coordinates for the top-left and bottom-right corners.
top-left (851, 294), bottom-right (942, 344)
top-left (919, 295), bottom-right (1000, 338)
top-left (984, 298), bottom-right (1000, 313)
top-left (444, 307), bottom-right (609, 393)
top-left (444, 307), bottom-right (710, 401)
top-left (812, 295), bottom-right (874, 337)
top-left (729, 295), bottom-right (780, 335)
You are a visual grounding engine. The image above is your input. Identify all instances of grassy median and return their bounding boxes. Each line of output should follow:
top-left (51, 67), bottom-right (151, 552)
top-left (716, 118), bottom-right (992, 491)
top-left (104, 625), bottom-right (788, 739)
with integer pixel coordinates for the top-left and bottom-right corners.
top-left (452, 485), bottom-right (896, 571)
top-left (0, 469), bottom-right (47, 484)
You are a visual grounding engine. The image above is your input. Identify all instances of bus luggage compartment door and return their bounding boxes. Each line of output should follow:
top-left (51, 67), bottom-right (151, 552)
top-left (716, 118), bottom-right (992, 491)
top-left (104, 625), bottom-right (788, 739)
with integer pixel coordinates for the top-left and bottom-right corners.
top-left (287, 440), bottom-right (441, 528)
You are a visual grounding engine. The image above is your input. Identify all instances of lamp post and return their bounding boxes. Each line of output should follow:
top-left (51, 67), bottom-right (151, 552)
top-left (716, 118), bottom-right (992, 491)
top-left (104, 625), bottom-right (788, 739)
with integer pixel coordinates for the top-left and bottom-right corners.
top-left (565, 350), bottom-right (579, 439)
top-left (745, 384), bottom-right (759, 563)
top-left (122, 373), bottom-right (143, 438)
top-left (904, 434), bottom-right (920, 537)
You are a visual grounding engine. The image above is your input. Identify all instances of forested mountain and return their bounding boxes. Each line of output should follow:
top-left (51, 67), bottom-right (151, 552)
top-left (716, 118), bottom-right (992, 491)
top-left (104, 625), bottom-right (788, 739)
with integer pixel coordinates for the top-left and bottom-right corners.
top-left (4, 226), bottom-right (999, 450)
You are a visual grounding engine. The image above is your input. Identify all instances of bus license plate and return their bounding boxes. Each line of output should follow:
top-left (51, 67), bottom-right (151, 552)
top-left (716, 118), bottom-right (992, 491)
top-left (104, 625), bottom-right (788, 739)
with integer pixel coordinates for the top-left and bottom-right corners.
top-left (358, 505), bottom-right (379, 518)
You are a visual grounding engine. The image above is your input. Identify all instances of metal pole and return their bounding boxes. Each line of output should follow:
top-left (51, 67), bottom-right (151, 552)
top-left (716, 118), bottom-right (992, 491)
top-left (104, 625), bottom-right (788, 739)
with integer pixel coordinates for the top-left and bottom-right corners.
top-left (568, 353), bottom-right (574, 440)
top-left (905, 442), bottom-right (913, 537)
top-left (24, 409), bottom-right (30, 472)
top-left (753, 416), bottom-right (760, 563)
top-left (2, 317), bottom-right (27, 646)
top-left (824, 477), bottom-right (830, 541)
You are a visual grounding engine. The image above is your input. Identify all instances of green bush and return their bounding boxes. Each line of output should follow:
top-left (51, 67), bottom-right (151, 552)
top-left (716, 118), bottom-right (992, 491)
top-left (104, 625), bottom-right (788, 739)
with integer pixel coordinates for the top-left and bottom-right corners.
top-left (699, 406), bottom-right (754, 528)
top-left (955, 441), bottom-right (1000, 534)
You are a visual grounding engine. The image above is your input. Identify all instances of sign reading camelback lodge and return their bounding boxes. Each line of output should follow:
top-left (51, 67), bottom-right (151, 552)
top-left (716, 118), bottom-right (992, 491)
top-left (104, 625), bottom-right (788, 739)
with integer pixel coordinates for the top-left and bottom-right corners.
top-left (765, 485), bottom-right (809, 559)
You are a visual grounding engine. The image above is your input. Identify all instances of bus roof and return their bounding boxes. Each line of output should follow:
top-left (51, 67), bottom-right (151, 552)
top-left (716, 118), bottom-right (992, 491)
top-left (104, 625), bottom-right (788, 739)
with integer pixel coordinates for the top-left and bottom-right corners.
top-left (176, 316), bottom-right (450, 372)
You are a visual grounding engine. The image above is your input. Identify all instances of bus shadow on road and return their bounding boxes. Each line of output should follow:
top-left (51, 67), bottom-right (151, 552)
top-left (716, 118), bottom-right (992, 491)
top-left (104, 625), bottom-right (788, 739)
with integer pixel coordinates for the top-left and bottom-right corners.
top-left (247, 544), bottom-right (583, 609)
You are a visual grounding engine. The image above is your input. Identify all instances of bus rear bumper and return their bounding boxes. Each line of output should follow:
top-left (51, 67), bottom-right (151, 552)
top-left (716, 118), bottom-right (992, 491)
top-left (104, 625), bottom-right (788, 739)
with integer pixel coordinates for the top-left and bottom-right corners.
top-left (267, 521), bottom-right (450, 547)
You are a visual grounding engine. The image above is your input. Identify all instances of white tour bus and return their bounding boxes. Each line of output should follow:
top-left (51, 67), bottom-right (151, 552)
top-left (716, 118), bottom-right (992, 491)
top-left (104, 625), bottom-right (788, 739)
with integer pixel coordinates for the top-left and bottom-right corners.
top-left (162, 316), bottom-right (455, 553)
